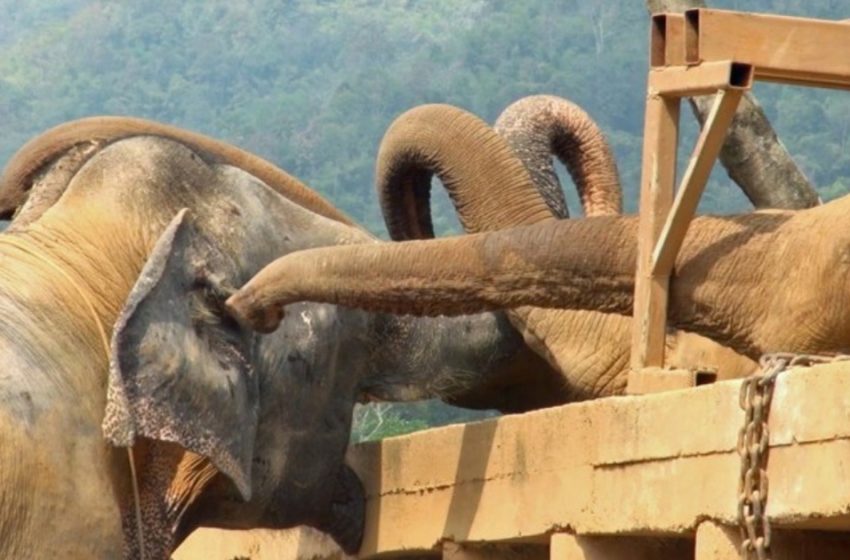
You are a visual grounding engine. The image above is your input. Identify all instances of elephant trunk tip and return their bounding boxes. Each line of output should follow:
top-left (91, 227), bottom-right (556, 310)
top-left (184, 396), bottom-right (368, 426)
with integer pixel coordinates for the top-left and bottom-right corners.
top-left (225, 289), bottom-right (284, 333)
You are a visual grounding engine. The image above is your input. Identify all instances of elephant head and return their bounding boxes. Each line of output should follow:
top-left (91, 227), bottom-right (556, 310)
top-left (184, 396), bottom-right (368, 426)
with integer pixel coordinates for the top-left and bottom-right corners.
top-left (0, 119), bottom-right (530, 558)
top-left (229, 101), bottom-right (759, 398)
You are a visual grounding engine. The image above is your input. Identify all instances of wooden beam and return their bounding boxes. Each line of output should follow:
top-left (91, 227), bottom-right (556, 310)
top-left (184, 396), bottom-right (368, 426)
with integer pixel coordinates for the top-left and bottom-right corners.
top-left (651, 88), bottom-right (743, 276)
top-left (664, 14), bottom-right (685, 67)
top-left (630, 94), bottom-right (680, 370)
top-left (686, 9), bottom-right (850, 89)
top-left (650, 14), bottom-right (668, 67)
top-left (648, 61), bottom-right (753, 97)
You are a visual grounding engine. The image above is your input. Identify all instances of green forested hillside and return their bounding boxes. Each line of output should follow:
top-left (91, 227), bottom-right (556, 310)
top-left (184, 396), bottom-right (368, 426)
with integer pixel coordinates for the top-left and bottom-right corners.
top-left (3, 0), bottom-right (849, 231)
top-left (2, 0), bottom-right (849, 438)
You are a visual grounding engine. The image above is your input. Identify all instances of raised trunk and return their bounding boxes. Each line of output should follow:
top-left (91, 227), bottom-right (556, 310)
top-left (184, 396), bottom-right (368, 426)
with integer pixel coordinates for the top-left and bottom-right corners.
top-left (373, 101), bottom-right (640, 401)
top-left (374, 100), bottom-right (649, 397)
top-left (690, 93), bottom-right (820, 208)
top-left (377, 104), bottom-right (553, 240)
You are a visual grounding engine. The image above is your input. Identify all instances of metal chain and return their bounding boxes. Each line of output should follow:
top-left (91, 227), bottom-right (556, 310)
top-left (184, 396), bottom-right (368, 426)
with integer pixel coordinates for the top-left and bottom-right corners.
top-left (737, 352), bottom-right (850, 560)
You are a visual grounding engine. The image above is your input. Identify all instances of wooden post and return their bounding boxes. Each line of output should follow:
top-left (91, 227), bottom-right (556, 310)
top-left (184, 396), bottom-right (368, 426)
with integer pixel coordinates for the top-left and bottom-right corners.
top-left (630, 93), bottom-right (680, 373)
top-left (695, 521), bottom-right (850, 560)
top-left (652, 88), bottom-right (743, 275)
top-left (444, 542), bottom-right (547, 560)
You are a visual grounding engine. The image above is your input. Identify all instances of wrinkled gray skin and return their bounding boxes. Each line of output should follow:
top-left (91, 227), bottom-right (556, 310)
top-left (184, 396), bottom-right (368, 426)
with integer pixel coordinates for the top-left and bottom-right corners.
top-left (0, 136), bottom-right (526, 558)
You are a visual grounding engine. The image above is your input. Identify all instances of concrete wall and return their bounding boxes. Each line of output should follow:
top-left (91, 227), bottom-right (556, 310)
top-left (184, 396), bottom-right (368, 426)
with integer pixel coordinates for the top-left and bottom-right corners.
top-left (175, 361), bottom-right (850, 559)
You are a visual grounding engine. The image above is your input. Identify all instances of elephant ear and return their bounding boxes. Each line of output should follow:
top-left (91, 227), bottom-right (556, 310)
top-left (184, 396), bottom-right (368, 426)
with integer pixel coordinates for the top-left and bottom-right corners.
top-left (103, 209), bottom-right (258, 500)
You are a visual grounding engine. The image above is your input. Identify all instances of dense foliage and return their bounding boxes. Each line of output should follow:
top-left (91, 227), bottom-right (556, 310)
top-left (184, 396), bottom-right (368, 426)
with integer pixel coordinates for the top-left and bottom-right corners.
top-left (2, 0), bottom-right (849, 439)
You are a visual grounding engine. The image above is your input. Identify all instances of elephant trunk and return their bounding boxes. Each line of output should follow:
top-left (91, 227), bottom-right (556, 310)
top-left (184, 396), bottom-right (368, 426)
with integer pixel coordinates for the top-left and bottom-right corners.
top-left (494, 94), bottom-right (622, 218)
top-left (226, 216), bottom-right (640, 332)
top-left (229, 207), bottom-right (811, 359)
top-left (377, 104), bottom-right (553, 240)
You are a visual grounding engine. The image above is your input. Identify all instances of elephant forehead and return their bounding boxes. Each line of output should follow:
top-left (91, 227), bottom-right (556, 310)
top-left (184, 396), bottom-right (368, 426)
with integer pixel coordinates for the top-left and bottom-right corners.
top-left (49, 135), bottom-right (375, 282)
top-left (64, 136), bottom-right (214, 207)
top-left (208, 165), bottom-right (373, 276)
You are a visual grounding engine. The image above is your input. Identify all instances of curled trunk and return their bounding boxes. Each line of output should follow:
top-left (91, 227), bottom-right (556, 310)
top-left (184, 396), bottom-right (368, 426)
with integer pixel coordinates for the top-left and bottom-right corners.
top-left (374, 100), bottom-right (629, 401)
top-left (369, 100), bottom-right (757, 397)
top-left (494, 94), bottom-right (622, 217)
top-left (376, 104), bottom-right (553, 240)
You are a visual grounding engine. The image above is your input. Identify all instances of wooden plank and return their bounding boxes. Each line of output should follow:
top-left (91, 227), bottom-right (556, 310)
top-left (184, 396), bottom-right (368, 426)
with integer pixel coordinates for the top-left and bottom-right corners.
top-left (352, 363), bottom-right (850, 551)
top-left (651, 88), bottom-right (743, 276)
top-left (630, 94), bottom-right (680, 371)
top-left (686, 9), bottom-right (850, 89)
top-left (648, 61), bottom-right (753, 97)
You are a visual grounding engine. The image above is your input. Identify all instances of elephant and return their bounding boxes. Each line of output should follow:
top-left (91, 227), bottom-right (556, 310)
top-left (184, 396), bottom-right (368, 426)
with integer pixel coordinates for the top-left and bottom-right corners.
top-left (226, 199), bottom-right (843, 360)
top-left (279, 101), bottom-right (753, 404)
top-left (0, 117), bottom-right (540, 558)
